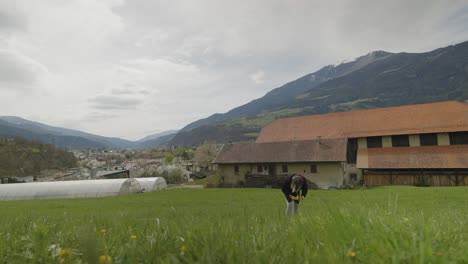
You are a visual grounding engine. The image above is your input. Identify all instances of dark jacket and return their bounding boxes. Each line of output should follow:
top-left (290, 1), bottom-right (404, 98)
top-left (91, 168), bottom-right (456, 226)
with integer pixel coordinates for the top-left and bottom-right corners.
top-left (282, 174), bottom-right (308, 203)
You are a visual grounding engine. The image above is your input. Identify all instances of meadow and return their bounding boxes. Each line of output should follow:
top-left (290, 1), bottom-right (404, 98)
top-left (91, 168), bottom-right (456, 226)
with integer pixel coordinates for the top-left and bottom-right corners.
top-left (0, 186), bottom-right (466, 263)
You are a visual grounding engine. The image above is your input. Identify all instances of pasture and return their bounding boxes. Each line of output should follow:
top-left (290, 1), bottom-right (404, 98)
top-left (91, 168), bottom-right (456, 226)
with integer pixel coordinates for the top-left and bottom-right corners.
top-left (0, 187), bottom-right (466, 263)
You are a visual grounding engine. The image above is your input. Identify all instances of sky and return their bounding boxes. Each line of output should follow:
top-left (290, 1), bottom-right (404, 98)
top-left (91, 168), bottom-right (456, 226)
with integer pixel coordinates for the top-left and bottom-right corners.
top-left (1, 0), bottom-right (468, 140)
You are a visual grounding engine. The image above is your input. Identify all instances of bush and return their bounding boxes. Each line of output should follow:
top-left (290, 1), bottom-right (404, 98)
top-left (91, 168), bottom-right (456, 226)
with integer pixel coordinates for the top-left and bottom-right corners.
top-left (167, 169), bottom-right (185, 184)
top-left (164, 153), bottom-right (175, 164)
top-left (205, 172), bottom-right (223, 188)
top-left (151, 169), bottom-right (186, 184)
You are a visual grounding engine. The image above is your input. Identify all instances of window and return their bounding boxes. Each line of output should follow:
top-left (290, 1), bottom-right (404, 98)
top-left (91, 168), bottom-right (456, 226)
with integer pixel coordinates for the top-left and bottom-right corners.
top-left (449, 132), bottom-right (468, 145)
top-left (392, 135), bottom-right (409, 147)
top-left (367, 136), bottom-right (382, 148)
top-left (282, 164), bottom-right (288, 173)
top-left (257, 165), bottom-right (263, 173)
top-left (234, 165), bottom-right (239, 174)
top-left (420, 133), bottom-right (438, 146)
top-left (310, 164), bottom-right (317, 173)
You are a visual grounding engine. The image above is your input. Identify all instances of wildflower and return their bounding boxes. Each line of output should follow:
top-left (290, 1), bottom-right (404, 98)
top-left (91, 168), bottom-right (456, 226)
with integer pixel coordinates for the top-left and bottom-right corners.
top-left (98, 255), bottom-right (112, 264)
top-left (59, 248), bottom-right (72, 260)
top-left (180, 244), bottom-right (187, 254)
top-left (130, 234), bottom-right (137, 240)
top-left (100, 229), bottom-right (107, 235)
top-left (347, 250), bottom-right (356, 257)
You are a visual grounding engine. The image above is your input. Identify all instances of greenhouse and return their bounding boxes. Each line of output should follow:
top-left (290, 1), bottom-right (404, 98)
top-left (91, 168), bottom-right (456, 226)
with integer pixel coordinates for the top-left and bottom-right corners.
top-left (135, 177), bottom-right (167, 192)
top-left (0, 178), bottom-right (141, 201)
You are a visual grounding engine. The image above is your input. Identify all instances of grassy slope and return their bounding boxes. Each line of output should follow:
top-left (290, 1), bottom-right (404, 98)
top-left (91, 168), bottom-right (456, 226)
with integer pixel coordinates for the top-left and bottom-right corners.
top-left (0, 187), bottom-right (467, 263)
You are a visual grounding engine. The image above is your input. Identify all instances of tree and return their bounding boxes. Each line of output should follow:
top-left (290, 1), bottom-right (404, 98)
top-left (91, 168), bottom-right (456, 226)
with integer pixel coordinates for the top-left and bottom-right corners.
top-left (164, 153), bottom-right (175, 164)
top-left (173, 147), bottom-right (194, 161)
top-left (193, 144), bottom-right (218, 171)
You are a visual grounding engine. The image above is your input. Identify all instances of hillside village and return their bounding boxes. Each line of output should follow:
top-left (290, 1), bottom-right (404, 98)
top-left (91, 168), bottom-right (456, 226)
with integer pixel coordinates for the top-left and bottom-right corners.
top-left (0, 141), bottom-right (220, 185)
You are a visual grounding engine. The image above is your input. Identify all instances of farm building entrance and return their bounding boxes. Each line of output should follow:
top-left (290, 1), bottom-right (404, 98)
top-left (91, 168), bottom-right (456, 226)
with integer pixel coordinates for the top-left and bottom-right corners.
top-left (268, 164), bottom-right (276, 175)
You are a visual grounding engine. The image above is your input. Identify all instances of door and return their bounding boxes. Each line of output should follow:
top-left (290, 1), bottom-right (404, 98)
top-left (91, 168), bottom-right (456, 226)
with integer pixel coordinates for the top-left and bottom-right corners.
top-left (268, 164), bottom-right (276, 175)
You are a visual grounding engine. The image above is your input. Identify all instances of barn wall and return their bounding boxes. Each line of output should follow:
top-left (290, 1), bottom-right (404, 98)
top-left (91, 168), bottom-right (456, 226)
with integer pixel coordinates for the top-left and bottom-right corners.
top-left (286, 163), bottom-right (344, 188)
top-left (363, 171), bottom-right (468, 186)
top-left (218, 162), bottom-right (344, 189)
top-left (217, 164), bottom-right (250, 186)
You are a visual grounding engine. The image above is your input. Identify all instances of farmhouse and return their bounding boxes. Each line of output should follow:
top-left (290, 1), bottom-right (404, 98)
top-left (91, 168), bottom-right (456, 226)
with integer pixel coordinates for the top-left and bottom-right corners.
top-left (213, 138), bottom-right (346, 188)
top-left (214, 101), bottom-right (468, 188)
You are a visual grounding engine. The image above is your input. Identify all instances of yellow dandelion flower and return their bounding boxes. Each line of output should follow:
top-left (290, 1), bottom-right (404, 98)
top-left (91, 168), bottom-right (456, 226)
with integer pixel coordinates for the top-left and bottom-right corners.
top-left (98, 255), bottom-right (112, 264)
top-left (347, 250), bottom-right (356, 257)
top-left (59, 248), bottom-right (72, 260)
top-left (100, 229), bottom-right (107, 235)
top-left (180, 244), bottom-right (187, 253)
top-left (130, 234), bottom-right (137, 240)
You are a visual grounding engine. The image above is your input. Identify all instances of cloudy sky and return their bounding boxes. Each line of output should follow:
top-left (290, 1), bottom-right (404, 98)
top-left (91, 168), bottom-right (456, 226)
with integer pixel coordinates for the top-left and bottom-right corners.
top-left (1, 0), bottom-right (468, 140)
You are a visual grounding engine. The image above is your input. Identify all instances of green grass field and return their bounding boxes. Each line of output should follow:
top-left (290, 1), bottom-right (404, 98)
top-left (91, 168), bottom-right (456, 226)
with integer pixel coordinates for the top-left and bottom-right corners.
top-left (0, 187), bottom-right (467, 263)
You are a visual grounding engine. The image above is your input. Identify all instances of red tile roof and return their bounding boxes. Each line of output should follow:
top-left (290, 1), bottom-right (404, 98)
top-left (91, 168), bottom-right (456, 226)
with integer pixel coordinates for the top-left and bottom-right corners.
top-left (256, 101), bottom-right (468, 142)
top-left (357, 145), bottom-right (468, 169)
top-left (212, 138), bottom-right (346, 164)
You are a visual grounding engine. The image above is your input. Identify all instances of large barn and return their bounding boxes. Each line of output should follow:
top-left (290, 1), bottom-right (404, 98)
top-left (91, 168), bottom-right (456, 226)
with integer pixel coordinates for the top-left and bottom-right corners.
top-left (213, 101), bottom-right (468, 188)
top-left (213, 138), bottom-right (347, 188)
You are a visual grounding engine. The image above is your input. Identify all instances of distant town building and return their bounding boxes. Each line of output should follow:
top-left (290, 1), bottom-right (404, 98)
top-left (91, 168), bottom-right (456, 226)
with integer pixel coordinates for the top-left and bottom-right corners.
top-left (14, 176), bottom-right (35, 183)
top-left (95, 169), bottom-right (130, 179)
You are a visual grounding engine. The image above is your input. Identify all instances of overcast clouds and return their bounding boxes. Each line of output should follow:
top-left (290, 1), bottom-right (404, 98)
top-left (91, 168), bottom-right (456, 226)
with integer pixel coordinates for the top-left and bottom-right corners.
top-left (1, 0), bottom-right (467, 140)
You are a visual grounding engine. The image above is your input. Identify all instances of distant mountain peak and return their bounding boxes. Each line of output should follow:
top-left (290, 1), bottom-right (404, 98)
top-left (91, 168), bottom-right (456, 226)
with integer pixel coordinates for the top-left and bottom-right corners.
top-left (137, 130), bottom-right (179, 142)
top-left (0, 116), bottom-right (30, 125)
top-left (171, 40), bottom-right (468, 146)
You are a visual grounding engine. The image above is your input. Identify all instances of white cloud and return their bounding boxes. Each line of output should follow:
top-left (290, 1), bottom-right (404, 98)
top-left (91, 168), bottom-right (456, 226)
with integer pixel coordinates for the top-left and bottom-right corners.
top-left (1, 0), bottom-right (468, 139)
top-left (250, 70), bottom-right (265, 84)
top-left (0, 49), bottom-right (48, 90)
top-left (89, 95), bottom-right (143, 110)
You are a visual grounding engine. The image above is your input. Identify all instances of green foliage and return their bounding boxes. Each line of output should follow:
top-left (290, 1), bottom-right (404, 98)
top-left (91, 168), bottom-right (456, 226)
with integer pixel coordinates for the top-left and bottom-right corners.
top-left (164, 153), bottom-right (175, 164)
top-left (0, 187), bottom-right (466, 263)
top-left (226, 108), bottom-right (305, 128)
top-left (242, 133), bottom-right (259, 138)
top-left (205, 172), bottom-right (222, 188)
top-left (0, 137), bottom-right (77, 177)
top-left (186, 177), bottom-right (208, 186)
top-left (172, 147), bottom-right (194, 160)
top-left (130, 149), bottom-right (168, 160)
top-left (169, 124), bottom-right (259, 147)
top-left (161, 169), bottom-right (185, 184)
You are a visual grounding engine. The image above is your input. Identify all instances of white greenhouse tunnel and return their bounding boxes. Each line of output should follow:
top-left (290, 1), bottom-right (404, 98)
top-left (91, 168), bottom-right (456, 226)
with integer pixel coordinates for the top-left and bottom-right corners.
top-left (135, 177), bottom-right (167, 192)
top-left (0, 177), bottom-right (167, 201)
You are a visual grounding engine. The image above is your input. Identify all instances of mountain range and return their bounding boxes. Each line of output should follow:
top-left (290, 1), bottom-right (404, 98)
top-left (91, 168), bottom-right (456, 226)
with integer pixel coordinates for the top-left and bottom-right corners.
top-left (1, 40), bottom-right (468, 149)
top-left (169, 40), bottom-right (468, 146)
top-left (0, 116), bottom-right (177, 150)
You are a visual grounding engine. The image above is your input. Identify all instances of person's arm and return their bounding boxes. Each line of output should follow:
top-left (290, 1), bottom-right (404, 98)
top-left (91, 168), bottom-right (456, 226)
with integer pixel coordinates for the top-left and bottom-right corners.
top-left (282, 176), bottom-right (292, 201)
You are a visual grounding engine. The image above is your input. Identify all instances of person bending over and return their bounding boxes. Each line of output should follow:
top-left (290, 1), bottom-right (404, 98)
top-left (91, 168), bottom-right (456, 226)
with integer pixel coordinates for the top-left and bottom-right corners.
top-left (282, 174), bottom-right (308, 216)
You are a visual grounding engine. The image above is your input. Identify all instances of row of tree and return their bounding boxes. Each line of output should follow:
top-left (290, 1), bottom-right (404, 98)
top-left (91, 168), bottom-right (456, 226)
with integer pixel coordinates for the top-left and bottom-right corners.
top-left (163, 144), bottom-right (218, 169)
top-left (0, 137), bottom-right (77, 177)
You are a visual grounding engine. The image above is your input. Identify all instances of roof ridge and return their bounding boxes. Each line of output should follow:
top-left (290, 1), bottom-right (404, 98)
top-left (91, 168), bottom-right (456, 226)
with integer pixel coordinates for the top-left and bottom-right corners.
top-left (257, 101), bottom-right (468, 143)
top-left (269, 101), bottom-right (466, 124)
